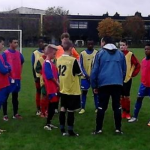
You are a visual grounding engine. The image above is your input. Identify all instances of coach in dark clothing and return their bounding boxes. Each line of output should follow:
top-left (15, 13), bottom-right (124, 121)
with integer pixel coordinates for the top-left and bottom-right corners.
top-left (91, 36), bottom-right (126, 134)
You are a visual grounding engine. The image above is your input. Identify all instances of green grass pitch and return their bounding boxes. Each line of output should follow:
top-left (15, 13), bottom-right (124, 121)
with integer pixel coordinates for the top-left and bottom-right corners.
top-left (0, 47), bottom-right (150, 150)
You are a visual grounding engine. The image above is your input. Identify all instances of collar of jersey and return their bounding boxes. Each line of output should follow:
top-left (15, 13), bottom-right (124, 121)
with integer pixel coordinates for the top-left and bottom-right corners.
top-left (62, 54), bottom-right (69, 56)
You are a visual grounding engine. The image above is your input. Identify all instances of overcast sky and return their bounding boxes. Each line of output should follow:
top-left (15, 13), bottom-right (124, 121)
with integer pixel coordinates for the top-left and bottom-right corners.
top-left (0, 0), bottom-right (149, 16)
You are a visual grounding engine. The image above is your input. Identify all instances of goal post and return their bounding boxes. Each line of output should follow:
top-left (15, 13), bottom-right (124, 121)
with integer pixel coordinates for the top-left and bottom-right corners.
top-left (0, 29), bottom-right (22, 53)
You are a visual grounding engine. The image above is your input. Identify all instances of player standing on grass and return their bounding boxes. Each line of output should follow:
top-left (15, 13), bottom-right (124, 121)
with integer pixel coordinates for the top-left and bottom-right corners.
top-left (2, 37), bottom-right (24, 121)
top-left (57, 40), bottom-right (82, 136)
top-left (42, 44), bottom-right (59, 130)
top-left (128, 43), bottom-right (150, 126)
top-left (0, 37), bottom-right (11, 134)
top-left (91, 36), bottom-right (126, 134)
top-left (54, 33), bottom-right (80, 113)
top-left (79, 39), bottom-right (99, 114)
top-left (35, 43), bottom-right (48, 118)
top-left (119, 39), bottom-right (140, 119)
top-left (31, 39), bottom-right (45, 115)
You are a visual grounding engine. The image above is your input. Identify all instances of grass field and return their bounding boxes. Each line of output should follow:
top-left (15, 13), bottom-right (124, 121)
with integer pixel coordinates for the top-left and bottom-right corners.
top-left (0, 47), bottom-right (150, 150)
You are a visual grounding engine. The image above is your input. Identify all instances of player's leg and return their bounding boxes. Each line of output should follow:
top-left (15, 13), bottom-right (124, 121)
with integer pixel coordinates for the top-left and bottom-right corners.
top-left (124, 79), bottom-right (132, 119)
top-left (92, 90), bottom-right (99, 112)
top-left (111, 85), bottom-right (122, 133)
top-left (44, 101), bottom-right (58, 130)
top-left (2, 85), bottom-right (11, 121)
top-left (12, 92), bottom-right (19, 117)
top-left (40, 86), bottom-right (47, 117)
top-left (128, 83), bottom-right (145, 123)
top-left (93, 86), bottom-right (110, 134)
top-left (79, 79), bottom-right (90, 114)
top-left (35, 78), bottom-right (41, 115)
top-left (2, 96), bottom-right (9, 121)
top-left (59, 94), bottom-right (67, 135)
top-left (67, 95), bottom-right (80, 136)
top-left (0, 88), bottom-right (8, 131)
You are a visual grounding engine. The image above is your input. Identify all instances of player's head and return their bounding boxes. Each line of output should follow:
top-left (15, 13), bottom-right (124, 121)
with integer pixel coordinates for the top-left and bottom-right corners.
top-left (0, 37), bottom-right (5, 51)
top-left (120, 39), bottom-right (128, 51)
top-left (38, 38), bottom-right (45, 49)
top-left (144, 43), bottom-right (150, 57)
top-left (101, 36), bottom-right (112, 47)
top-left (9, 37), bottom-right (18, 50)
top-left (62, 40), bottom-right (73, 56)
top-left (45, 44), bottom-right (58, 59)
top-left (61, 32), bottom-right (70, 44)
top-left (87, 38), bottom-right (94, 50)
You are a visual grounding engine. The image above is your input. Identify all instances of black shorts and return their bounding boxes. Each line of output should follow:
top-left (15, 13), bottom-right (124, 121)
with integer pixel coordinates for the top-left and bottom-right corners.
top-left (121, 79), bottom-right (132, 96)
top-left (60, 93), bottom-right (81, 111)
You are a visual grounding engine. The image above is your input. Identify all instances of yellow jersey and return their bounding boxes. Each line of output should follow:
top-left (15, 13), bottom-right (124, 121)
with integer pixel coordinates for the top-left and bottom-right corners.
top-left (57, 55), bottom-right (81, 95)
top-left (33, 50), bottom-right (44, 78)
top-left (80, 50), bottom-right (97, 79)
top-left (124, 51), bottom-right (135, 83)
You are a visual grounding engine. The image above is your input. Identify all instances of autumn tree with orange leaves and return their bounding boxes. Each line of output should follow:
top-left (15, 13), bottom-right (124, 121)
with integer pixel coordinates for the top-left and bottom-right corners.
top-left (97, 18), bottom-right (123, 40)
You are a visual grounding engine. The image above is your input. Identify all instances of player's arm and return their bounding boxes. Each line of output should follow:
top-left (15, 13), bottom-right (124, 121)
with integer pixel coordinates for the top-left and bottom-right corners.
top-left (36, 60), bottom-right (42, 74)
top-left (90, 52), bottom-right (100, 90)
top-left (20, 53), bottom-right (25, 65)
top-left (72, 47), bottom-right (80, 60)
top-left (131, 54), bottom-right (141, 77)
top-left (45, 61), bottom-right (59, 87)
top-left (79, 53), bottom-right (89, 78)
top-left (31, 53), bottom-right (37, 80)
top-left (121, 54), bottom-right (127, 80)
top-left (72, 59), bottom-right (82, 76)
top-left (0, 59), bottom-right (11, 74)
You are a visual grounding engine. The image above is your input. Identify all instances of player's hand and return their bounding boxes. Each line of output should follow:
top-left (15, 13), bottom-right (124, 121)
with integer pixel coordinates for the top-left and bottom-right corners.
top-left (7, 66), bottom-right (11, 73)
top-left (93, 89), bottom-right (98, 94)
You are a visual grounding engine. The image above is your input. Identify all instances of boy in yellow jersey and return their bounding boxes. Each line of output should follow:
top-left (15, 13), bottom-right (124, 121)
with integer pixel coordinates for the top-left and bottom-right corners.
top-left (56, 33), bottom-right (79, 60)
top-left (57, 40), bottom-right (82, 136)
top-left (79, 39), bottom-right (98, 114)
top-left (31, 39), bottom-right (45, 115)
top-left (119, 39), bottom-right (140, 119)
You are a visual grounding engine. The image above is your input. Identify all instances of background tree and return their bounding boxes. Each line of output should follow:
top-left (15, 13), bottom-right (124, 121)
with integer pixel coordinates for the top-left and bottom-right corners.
top-left (97, 18), bottom-right (123, 41)
top-left (43, 6), bottom-right (69, 43)
top-left (123, 16), bottom-right (145, 44)
top-left (45, 6), bottom-right (69, 15)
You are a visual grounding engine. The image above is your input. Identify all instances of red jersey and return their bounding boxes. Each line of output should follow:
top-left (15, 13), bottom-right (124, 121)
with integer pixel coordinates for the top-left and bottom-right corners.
top-left (0, 55), bottom-right (10, 90)
top-left (5, 50), bottom-right (22, 79)
top-left (141, 58), bottom-right (150, 87)
top-left (42, 60), bottom-right (59, 102)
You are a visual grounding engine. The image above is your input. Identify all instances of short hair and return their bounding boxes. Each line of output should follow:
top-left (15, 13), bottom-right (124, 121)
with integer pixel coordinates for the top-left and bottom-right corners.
top-left (61, 33), bottom-right (70, 39)
top-left (101, 36), bottom-right (112, 44)
top-left (38, 38), bottom-right (44, 43)
top-left (0, 37), bottom-right (5, 43)
top-left (145, 43), bottom-right (150, 47)
top-left (87, 38), bottom-right (94, 42)
top-left (120, 39), bottom-right (128, 45)
top-left (63, 40), bottom-right (73, 51)
top-left (9, 37), bottom-right (18, 43)
top-left (45, 44), bottom-right (58, 54)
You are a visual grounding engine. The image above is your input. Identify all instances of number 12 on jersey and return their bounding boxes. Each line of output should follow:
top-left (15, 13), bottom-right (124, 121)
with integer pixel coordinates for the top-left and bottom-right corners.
top-left (58, 65), bottom-right (67, 76)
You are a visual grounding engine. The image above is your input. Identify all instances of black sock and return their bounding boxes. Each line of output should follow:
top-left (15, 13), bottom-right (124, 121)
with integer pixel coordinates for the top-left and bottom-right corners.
top-left (67, 112), bottom-right (74, 130)
top-left (59, 111), bottom-right (66, 130)
top-left (47, 103), bottom-right (55, 124)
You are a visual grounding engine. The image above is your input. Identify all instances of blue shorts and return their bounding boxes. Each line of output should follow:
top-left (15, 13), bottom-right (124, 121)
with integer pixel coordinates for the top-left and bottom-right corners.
top-left (0, 86), bottom-right (10, 109)
top-left (9, 80), bottom-right (21, 93)
top-left (81, 79), bottom-right (90, 90)
top-left (138, 83), bottom-right (150, 97)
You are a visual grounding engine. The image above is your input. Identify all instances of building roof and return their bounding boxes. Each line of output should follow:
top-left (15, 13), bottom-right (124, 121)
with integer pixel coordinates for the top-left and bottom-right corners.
top-left (3, 7), bottom-right (46, 15)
